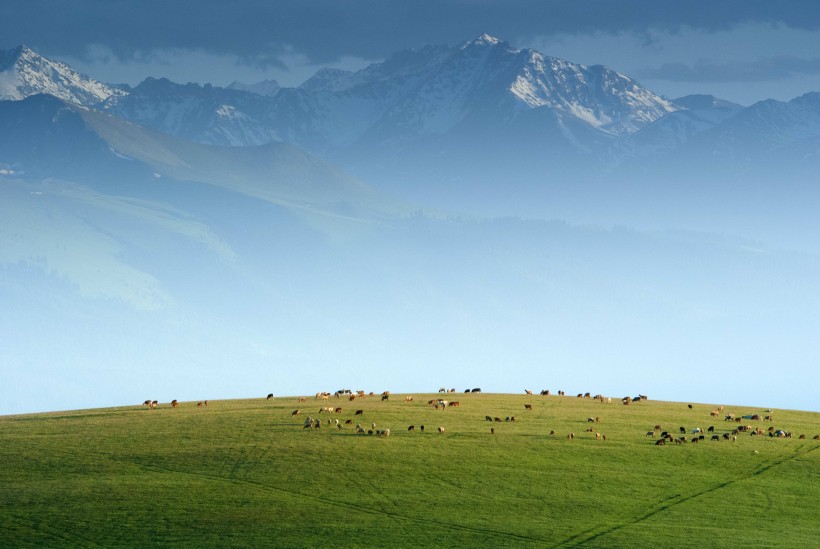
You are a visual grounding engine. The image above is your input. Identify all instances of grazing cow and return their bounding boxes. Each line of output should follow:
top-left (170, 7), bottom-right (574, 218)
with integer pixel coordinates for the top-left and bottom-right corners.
top-left (525, 404), bottom-right (533, 410)
top-left (646, 431), bottom-right (656, 437)
top-left (680, 427), bottom-right (686, 434)
top-left (494, 417), bottom-right (502, 422)
top-left (405, 396), bottom-right (414, 403)
top-left (448, 401), bottom-right (460, 407)
top-left (408, 425), bottom-right (415, 431)
top-left (355, 409), bottom-right (363, 415)
top-left (485, 415), bottom-right (493, 422)
top-left (577, 393), bottom-right (583, 398)
top-left (813, 435), bottom-right (820, 440)
top-left (439, 387), bottom-right (446, 393)
top-left (656, 439), bottom-right (666, 446)
top-left (491, 428), bottom-right (495, 434)
top-left (471, 388), bottom-right (481, 393)
top-left (595, 432), bottom-right (601, 440)
top-left (723, 433), bottom-right (730, 440)
top-left (549, 430), bottom-right (555, 437)
top-left (558, 391), bottom-right (565, 396)
top-left (171, 400), bottom-right (179, 408)
top-left (707, 426), bottom-right (715, 433)
top-left (449, 388), bottom-right (456, 393)
top-left (299, 396), bottom-right (306, 402)
top-left (541, 390), bottom-right (550, 396)
top-left (345, 419), bottom-right (352, 425)
top-left (381, 394), bottom-right (389, 401)
top-left (291, 409), bottom-right (301, 416)
top-left (197, 401), bottom-right (203, 407)
top-left (688, 404), bottom-right (693, 409)
top-left (725, 414), bottom-right (736, 421)
top-left (438, 426), bottom-right (445, 434)
top-left (333, 407), bottom-right (341, 413)
top-left (584, 392), bottom-right (591, 398)
top-left (585, 427), bottom-right (594, 432)
top-left (142, 400), bottom-right (152, 407)
top-left (764, 415), bottom-right (773, 421)
top-left (349, 395), bottom-right (356, 402)
top-left (692, 437), bottom-right (699, 444)
top-left (267, 394), bottom-right (273, 400)
top-left (711, 410), bottom-right (719, 416)
top-left (525, 389), bottom-right (533, 395)
top-left (420, 425), bottom-right (424, 432)
top-left (587, 417), bottom-right (595, 423)
top-left (603, 434), bottom-right (607, 441)
top-left (567, 433), bottom-right (575, 440)
top-left (150, 400), bottom-right (158, 409)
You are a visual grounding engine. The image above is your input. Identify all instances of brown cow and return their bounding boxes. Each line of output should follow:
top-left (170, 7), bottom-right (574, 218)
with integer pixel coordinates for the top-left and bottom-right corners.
top-left (524, 404), bottom-right (533, 410)
top-left (171, 400), bottom-right (179, 408)
top-left (291, 409), bottom-right (301, 416)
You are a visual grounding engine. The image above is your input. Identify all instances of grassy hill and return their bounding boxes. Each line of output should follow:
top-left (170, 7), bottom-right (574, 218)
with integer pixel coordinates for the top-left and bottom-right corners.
top-left (0, 393), bottom-right (817, 547)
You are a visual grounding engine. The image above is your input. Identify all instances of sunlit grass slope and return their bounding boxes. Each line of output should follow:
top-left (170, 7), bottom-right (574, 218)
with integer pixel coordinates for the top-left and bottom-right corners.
top-left (1, 393), bottom-right (817, 547)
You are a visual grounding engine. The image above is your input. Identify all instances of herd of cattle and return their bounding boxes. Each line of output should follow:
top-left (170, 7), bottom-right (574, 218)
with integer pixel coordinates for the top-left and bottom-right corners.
top-left (140, 389), bottom-right (817, 444)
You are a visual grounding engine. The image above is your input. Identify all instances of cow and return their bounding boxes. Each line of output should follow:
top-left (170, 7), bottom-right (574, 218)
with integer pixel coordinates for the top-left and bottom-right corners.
top-left (355, 409), bottom-right (363, 415)
top-left (349, 395), bottom-right (356, 402)
top-left (587, 417), bottom-right (595, 423)
top-left (485, 415), bottom-right (493, 421)
top-left (405, 396), bottom-right (414, 403)
top-left (471, 388), bottom-right (481, 393)
top-left (171, 400), bottom-right (179, 408)
top-left (408, 425), bottom-right (415, 431)
top-left (656, 439), bottom-right (666, 446)
top-left (525, 389), bottom-right (533, 395)
top-left (335, 407), bottom-right (342, 413)
top-left (420, 425), bottom-right (425, 432)
top-left (549, 430), bottom-right (555, 437)
top-left (448, 401), bottom-right (460, 407)
top-left (291, 409), bottom-right (301, 416)
top-left (525, 404), bottom-right (533, 410)
top-left (646, 431), bottom-right (656, 437)
top-left (595, 432), bottom-right (601, 440)
top-left (541, 390), bottom-right (551, 396)
top-left (688, 404), bottom-right (693, 409)
top-left (449, 388), bottom-right (456, 393)
top-left (584, 392), bottom-right (591, 398)
top-left (142, 400), bottom-right (152, 407)
top-left (197, 401), bottom-right (203, 407)
top-left (266, 394), bottom-right (273, 400)
top-left (438, 426), bottom-right (445, 434)
top-left (567, 433), bottom-right (575, 440)
top-left (813, 435), bottom-right (820, 440)
top-left (150, 400), bottom-right (158, 409)
top-left (491, 428), bottom-right (495, 434)
top-left (439, 387), bottom-right (446, 393)
top-left (381, 394), bottom-right (389, 401)
top-left (680, 426), bottom-right (686, 434)
top-left (494, 417), bottom-right (502, 422)
top-left (707, 426), bottom-right (715, 433)
top-left (345, 419), bottom-right (352, 425)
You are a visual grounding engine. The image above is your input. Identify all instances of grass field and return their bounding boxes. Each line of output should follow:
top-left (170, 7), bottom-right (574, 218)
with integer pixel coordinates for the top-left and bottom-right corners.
top-left (1, 392), bottom-right (818, 547)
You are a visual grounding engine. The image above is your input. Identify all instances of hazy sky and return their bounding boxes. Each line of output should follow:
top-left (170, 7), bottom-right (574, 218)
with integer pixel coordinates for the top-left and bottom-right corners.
top-left (3, 1), bottom-right (820, 105)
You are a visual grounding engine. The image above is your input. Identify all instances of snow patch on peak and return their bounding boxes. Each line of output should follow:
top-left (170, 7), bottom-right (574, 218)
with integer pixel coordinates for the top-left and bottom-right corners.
top-left (0, 44), bottom-right (127, 106)
top-left (463, 33), bottom-right (503, 49)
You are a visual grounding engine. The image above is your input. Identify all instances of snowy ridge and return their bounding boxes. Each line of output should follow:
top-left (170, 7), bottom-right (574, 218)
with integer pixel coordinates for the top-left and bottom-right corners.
top-left (0, 45), bottom-right (126, 106)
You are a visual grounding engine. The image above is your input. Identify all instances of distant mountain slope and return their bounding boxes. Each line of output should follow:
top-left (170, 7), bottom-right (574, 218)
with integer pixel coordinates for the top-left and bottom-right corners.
top-left (0, 94), bottom-right (403, 223)
top-left (0, 45), bottom-right (126, 105)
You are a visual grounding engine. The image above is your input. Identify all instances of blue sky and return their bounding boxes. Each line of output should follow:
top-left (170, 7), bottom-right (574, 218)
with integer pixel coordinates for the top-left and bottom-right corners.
top-left (3, 1), bottom-right (820, 105)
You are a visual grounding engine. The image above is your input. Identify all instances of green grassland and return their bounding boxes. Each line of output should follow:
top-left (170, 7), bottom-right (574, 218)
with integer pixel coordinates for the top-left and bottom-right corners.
top-left (1, 392), bottom-right (818, 547)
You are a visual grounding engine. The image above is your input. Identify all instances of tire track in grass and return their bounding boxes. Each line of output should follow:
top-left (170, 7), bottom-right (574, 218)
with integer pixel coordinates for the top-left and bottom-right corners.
top-left (553, 442), bottom-right (819, 547)
top-left (117, 457), bottom-right (551, 545)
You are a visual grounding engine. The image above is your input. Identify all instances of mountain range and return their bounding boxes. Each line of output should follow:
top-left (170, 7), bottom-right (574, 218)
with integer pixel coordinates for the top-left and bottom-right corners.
top-left (2, 36), bottom-right (820, 415)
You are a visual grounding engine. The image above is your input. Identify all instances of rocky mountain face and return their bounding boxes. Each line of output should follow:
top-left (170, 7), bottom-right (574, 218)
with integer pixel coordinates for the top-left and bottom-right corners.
top-left (0, 45), bottom-right (127, 106)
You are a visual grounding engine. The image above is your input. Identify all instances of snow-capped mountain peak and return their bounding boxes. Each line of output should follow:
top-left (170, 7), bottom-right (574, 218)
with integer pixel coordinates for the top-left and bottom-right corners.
top-left (0, 44), bottom-right (127, 106)
top-left (463, 33), bottom-right (503, 48)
